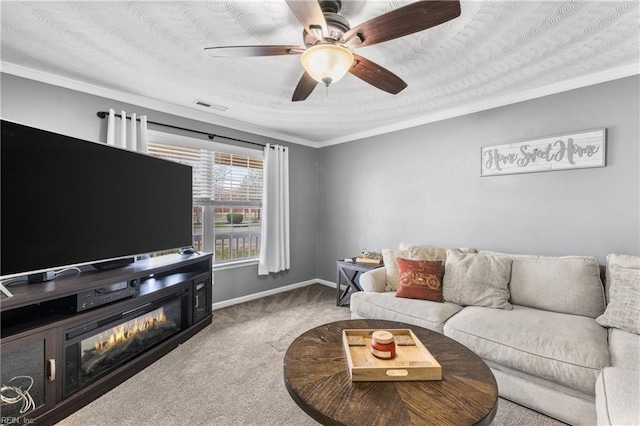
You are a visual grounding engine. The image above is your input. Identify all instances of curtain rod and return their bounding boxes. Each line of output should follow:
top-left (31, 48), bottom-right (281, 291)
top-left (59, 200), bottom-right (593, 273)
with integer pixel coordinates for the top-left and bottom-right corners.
top-left (96, 111), bottom-right (275, 149)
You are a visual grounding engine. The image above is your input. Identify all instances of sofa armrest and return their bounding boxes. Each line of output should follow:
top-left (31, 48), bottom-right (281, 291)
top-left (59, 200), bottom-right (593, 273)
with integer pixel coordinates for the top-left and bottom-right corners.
top-left (596, 367), bottom-right (640, 425)
top-left (359, 267), bottom-right (388, 292)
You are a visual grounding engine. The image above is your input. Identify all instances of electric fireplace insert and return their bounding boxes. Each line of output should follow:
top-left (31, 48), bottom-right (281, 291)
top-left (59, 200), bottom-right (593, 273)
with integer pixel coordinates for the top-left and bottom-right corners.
top-left (62, 287), bottom-right (190, 398)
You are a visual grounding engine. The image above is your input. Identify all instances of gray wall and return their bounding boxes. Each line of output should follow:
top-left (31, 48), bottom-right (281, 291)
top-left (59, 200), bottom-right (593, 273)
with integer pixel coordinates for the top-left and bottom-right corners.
top-left (4, 73), bottom-right (638, 294)
top-left (317, 76), bottom-right (640, 280)
top-left (1, 73), bottom-right (318, 302)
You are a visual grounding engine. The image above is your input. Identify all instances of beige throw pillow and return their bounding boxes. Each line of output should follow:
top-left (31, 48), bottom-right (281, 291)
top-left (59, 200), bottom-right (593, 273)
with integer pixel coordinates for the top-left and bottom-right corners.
top-left (382, 248), bottom-right (408, 291)
top-left (384, 244), bottom-right (478, 291)
top-left (605, 254), bottom-right (640, 303)
top-left (402, 243), bottom-right (477, 262)
top-left (596, 266), bottom-right (640, 334)
top-left (443, 249), bottom-right (513, 310)
top-left (407, 245), bottom-right (447, 262)
top-left (406, 244), bottom-right (477, 275)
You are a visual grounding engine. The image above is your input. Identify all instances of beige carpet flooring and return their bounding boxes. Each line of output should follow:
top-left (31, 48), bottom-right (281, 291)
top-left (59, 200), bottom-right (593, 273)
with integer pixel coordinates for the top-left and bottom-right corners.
top-left (57, 284), bottom-right (566, 426)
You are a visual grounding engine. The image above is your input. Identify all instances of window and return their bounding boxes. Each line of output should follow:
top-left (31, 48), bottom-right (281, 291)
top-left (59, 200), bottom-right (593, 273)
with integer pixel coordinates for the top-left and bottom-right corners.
top-left (147, 136), bottom-right (263, 265)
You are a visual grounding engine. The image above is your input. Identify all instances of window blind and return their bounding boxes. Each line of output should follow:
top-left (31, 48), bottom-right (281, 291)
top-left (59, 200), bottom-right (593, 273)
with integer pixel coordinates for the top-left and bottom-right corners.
top-left (147, 142), bottom-right (263, 206)
top-left (213, 153), bottom-right (263, 205)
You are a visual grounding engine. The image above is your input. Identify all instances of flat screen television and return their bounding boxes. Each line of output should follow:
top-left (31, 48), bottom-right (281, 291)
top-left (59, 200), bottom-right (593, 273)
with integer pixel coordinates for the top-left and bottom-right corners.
top-left (1, 120), bottom-right (193, 279)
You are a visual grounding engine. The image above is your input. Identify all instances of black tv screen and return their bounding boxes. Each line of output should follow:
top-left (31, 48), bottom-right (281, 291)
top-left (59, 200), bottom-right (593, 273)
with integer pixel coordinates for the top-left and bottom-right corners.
top-left (1, 120), bottom-right (193, 278)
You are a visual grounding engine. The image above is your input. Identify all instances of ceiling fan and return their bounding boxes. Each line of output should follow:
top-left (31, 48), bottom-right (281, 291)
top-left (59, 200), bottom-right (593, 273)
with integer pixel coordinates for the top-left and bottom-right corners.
top-left (205, 0), bottom-right (461, 102)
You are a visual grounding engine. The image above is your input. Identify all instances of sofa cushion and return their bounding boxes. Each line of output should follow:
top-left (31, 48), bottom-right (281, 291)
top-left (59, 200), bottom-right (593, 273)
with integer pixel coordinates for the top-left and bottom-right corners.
top-left (395, 258), bottom-right (443, 302)
top-left (596, 265), bottom-right (640, 334)
top-left (595, 367), bottom-right (640, 426)
top-left (443, 250), bottom-right (512, 310)
top-left (481, 251), bottom-right (605, 318)
top-left (443, 305), bottom-right (610, 395)
top-left (608, 328), bottom-right (640, 371)
top-left (350, 291), bottom-right (463, 333)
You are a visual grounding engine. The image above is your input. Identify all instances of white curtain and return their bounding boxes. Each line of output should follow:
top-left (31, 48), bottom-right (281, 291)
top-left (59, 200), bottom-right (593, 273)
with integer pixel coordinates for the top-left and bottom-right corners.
top-left (106, 108), bottom-right (148, 153)
top-left (258, 144), bottom-right (290, 275)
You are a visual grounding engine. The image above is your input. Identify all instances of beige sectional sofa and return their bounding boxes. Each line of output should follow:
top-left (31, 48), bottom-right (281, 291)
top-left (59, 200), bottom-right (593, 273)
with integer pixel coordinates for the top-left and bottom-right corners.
top-left (350, 246), bottom-right (639, 426)
top-left (594, 254), bottom-right (640, 426)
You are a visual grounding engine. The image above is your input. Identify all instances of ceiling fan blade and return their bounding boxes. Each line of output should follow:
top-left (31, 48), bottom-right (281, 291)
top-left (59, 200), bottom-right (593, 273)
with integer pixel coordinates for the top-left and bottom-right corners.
top-left (205, 45), bottom-right (305, 58)
top-left (292, 72), bottom-right (318, 102)
top-left (349, 54), bottom-right (407, 95)
top-left (342, 0), bottom-right (461, 48)
top-left (285, 0), bottom-right (328, 42)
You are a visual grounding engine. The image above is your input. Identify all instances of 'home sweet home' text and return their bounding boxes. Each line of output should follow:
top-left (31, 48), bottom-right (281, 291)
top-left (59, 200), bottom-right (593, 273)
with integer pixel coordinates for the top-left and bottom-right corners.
top-left (481, 129), bottom-right (605, 176)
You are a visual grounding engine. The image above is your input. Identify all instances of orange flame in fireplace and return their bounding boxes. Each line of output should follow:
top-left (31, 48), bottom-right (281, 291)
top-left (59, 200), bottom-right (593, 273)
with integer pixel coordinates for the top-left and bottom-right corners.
top-left (94, 308), bottom-right (167, 352)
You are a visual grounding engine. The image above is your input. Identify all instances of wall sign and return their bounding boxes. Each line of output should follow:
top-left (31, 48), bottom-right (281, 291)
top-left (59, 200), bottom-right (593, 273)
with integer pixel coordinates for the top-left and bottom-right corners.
top-left (481, 129), bottom-right (606, 176)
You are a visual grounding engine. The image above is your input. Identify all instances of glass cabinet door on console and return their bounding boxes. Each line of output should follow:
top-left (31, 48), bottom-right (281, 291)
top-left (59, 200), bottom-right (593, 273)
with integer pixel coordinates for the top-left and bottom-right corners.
top-left (1, 329), bottom-right (57, 423)
top-left (193, 273), bottom-right (212, 324)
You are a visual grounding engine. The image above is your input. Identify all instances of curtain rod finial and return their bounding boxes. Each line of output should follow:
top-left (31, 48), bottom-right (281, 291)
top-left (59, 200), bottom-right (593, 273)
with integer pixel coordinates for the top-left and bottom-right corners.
top-left (97, 111), bottom-right (108, 119)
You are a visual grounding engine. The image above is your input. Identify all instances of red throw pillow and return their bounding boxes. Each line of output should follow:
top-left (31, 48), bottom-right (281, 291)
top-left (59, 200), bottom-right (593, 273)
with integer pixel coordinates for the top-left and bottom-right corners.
top-left (395, 258), bottom-right (443, 302)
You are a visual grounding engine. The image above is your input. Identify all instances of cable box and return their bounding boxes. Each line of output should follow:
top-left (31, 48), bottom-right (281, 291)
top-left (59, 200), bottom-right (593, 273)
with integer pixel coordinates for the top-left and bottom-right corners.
top-left (42, 280), bottom-right (140, 313)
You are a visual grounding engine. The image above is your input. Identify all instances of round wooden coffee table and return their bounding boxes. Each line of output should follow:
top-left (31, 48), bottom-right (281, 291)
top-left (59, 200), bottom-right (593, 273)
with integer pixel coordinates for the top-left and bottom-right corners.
top-left (284, 319), bottom-right (498, 426)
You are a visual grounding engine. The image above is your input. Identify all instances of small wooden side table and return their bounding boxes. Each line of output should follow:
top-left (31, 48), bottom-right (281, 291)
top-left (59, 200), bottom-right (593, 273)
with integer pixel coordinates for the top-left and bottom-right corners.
top-left (335, 259), bottom-right (382, 306)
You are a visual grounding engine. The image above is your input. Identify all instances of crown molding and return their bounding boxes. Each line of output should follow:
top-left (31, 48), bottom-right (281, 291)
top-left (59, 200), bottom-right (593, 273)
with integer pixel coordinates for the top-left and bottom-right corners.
top-left (320, 63), bottom-right (640, 147)
top-left (3, 61), bottom-right (637, 149)
top-left (0, 62), bottom-right (320, 149)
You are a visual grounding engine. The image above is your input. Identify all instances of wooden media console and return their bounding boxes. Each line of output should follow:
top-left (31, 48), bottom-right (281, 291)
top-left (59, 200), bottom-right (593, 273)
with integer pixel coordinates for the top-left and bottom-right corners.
top-left (0, 253), bottom-right (212, 425)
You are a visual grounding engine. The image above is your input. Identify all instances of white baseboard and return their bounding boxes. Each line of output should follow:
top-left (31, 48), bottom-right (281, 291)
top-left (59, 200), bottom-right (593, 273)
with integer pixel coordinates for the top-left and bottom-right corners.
top-left (212, 278), bottom-right (343, 310)
top-left (316, 278), bottom-right (339, 288)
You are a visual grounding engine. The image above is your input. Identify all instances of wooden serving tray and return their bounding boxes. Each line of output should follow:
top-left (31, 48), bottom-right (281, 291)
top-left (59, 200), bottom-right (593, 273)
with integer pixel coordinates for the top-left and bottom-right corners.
top-left (342, 329), bottom-right (442, 382)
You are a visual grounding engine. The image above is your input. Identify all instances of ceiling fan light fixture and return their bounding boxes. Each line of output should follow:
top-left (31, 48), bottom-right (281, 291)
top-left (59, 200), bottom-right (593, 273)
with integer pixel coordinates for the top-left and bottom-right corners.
top-left (300, 44), bottom-right (354, 86)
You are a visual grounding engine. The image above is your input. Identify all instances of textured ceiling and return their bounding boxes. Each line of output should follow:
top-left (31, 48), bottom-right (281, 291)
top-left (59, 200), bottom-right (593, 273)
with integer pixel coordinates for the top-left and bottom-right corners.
top-left (1, 1), bottom-right (639, 146)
